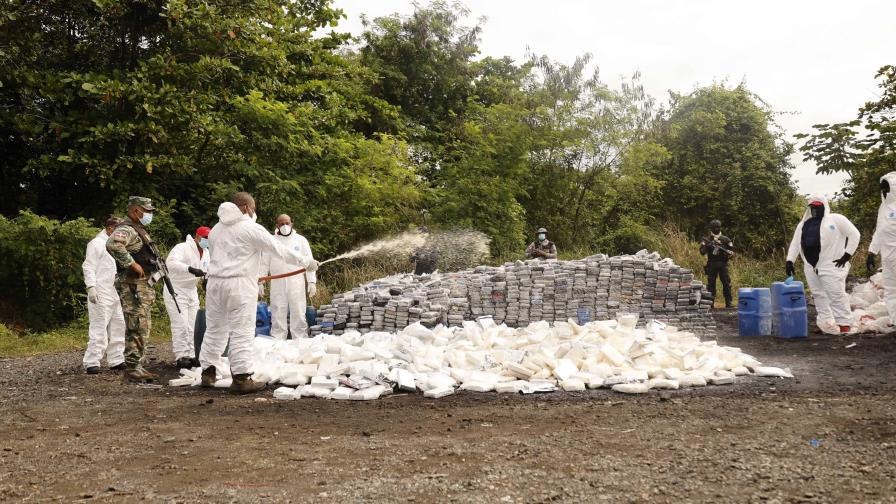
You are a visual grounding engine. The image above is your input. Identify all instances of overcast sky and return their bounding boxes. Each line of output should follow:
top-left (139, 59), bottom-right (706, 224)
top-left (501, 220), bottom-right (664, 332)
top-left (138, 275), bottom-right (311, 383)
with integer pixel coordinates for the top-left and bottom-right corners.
top-left (331, 0), bottom-right (893, 197)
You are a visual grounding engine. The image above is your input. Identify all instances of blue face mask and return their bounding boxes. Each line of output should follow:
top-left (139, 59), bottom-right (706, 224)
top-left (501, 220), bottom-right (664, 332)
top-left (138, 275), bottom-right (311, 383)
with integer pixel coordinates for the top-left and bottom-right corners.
top-left (537, 234), bottom-right (546, 241)
top-left (139, 212), bottom-right (153, 226)
top-left (199, 238), bottom-right (209, 250)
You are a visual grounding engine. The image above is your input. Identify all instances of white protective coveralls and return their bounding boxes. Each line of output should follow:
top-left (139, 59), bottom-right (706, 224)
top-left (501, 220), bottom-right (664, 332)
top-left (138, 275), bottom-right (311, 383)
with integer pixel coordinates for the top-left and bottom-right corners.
top-left (82, 229), bottom-right (125, 368)
top-left (267, 231), bottom-right (316, 339)
top-left (868, 171), bottom-right (896, 321)
top-left (787, 195), bottom-right (861, 332)
top-left (199, 203), bottom-right (313, 375)
top-left (163, 235), bottom-right (210, 360)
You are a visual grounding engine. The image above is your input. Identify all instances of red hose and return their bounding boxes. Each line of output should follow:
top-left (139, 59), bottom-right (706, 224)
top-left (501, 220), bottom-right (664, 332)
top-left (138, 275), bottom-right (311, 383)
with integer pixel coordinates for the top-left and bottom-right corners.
top-left (258, 268), bottom-right (307, 283)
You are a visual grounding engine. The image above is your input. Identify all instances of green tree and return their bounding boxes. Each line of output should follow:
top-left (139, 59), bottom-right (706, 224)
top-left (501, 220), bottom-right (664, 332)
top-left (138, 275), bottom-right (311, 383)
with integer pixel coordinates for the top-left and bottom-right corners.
top-left (654, 84), bottom-right (799, 251)
top-left (522, 54), bottom-right (663, 252)
top-left (797, 65), bottom-right (896, 234)
top-left (357, 0), bottom-right (482, 149)
top-left (0, 0), bottom-right (417, 253)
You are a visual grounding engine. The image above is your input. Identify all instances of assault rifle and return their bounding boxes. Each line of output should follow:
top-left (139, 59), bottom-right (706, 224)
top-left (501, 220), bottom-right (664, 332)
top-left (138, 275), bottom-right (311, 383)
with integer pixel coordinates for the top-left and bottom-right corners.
top-left (700, 238), bottom-right (734, 257)
top-left (147, 241), bottom-right (180, 313)
top-left (132, 223), bottom-right (180, 314)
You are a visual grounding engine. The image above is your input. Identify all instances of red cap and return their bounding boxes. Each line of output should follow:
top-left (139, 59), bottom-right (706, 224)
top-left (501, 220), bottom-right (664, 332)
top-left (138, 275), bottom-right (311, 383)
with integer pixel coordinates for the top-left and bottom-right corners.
top-left (809, 200), bottom-right (824, 207)
top-left (195, 226), bottom-right (211, 238)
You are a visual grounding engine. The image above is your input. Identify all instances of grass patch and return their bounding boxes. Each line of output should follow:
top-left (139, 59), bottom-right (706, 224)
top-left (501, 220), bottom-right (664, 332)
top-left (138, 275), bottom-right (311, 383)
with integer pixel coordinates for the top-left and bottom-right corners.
top-left (1, 298), bottom-right (172, 359)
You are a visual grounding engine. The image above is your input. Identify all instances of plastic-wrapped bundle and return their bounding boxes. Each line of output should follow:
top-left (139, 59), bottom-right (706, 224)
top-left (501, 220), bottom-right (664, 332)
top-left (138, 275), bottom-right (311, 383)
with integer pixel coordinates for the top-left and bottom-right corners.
top-left (179, 313), bottom-right (791, 400)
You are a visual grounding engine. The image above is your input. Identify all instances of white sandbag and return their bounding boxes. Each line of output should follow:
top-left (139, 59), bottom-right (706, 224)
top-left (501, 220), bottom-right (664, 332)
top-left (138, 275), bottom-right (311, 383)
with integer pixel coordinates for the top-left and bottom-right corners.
top-left (394, 368), bottom-right (417, 392)
top-left (678, 374), bottom-right (707, 387)
top-left (647, 378), bottom-right (679, 390)
top-left (552, 359), bottom-right (579, 381)
top-left (495, 380), bottom-right (528, 393)
top-left (661, 368), bottom-right (684, 380)
top-left (351, 385), bottom-right (387, 400)
top-left (299, 385), bottom-right (333, 398)
top-left (328, 386), bottom-right (355, 400)
top-left (424, 386), bottom-right (455, 398)
top-left (754, 366), bottom-right (794, 378)
top-left (612, 383), bottom-right (651, 394)
top-left (709, 370), bottom-right (735, 385)
top-left (310, 376), bottom-right (339, 390)
top-left (731, 366), bottom-right (750, 376)
top-left (560, 379), bottom-right (586, 392)
top-left (273, 387), bottom-right (298, 400)
top-left (587, 376), bottom-right (605, 389)
top-left (180, 367), bottom-right (202, 379)
top-left (279, 363), bottom-right (309, 386)
top-left (168, 377), bottom-right (194, 387)
top-left (460, 381), bottom-right (495, 392)
top-left (427, 372), bottom-right (456, 390)
top-left (505, 362), bottom-right (534, 379)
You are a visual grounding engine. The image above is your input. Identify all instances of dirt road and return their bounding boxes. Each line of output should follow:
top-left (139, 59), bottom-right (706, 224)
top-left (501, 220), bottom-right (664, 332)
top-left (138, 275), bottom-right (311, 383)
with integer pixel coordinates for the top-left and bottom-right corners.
top-left (1, 316), bottom-right (894, 503)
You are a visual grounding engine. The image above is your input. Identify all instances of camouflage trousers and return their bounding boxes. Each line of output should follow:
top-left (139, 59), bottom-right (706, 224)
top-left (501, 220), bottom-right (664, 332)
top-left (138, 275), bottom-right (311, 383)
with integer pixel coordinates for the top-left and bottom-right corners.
top-left (115, 280), bottom-right (155, 367)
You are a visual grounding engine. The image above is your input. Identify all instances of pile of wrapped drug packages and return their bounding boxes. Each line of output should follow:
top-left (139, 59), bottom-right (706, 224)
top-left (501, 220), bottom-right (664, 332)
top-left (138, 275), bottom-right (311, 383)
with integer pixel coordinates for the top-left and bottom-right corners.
top-left (848, 273), bottom-right (894, 333)
top-left (170, 314), bottom-right (793, 400)
top-left (311, 251), bottom-right (717, 337)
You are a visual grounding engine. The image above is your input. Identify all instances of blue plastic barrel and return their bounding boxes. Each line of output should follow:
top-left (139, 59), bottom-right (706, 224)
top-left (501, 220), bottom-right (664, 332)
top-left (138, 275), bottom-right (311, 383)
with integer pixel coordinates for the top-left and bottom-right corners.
top-left (771, 281), bottom-right (808, 338)
top-left (756, 288), bottom-right (772, 336)
top-left (255, 301), bottom-right (272, 336)
top-left (306, 306), bottom-right (317, 328)
top-left (738, 288), bottom-right (760, 336)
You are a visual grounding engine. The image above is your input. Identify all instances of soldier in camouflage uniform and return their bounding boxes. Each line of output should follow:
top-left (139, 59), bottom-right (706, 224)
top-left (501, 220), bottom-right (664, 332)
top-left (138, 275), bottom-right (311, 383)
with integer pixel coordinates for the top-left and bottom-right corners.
top-left (106, 196), bottom-right (159, 382)
top-left (525, 227), bottom-right (558, 260)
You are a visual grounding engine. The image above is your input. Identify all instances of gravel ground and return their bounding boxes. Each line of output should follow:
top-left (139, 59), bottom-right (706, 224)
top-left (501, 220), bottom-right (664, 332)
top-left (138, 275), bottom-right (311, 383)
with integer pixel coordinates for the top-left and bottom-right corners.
top-left (1, 312), bottom-right (894, 503)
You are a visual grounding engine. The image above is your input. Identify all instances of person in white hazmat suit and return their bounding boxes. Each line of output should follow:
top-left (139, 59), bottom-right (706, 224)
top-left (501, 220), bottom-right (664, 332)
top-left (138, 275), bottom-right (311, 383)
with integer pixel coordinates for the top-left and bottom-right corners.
top-left (82, 216), bottom-right (126, 374)
top-left (786, 195), bottom-right (860, 334)
top-left (267, 214), bottom-right (317, 339)
top-left (866, 171), bottom-right (896, 324)
top-left (199, 192), bottom-right (319, 394)
top-left (163, 226), bottom-right (211, 369)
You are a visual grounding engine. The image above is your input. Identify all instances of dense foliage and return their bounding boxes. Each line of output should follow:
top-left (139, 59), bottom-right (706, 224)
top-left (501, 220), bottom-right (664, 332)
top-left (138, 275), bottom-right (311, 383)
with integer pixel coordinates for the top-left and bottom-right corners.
top-left (1, 0), bottom-right (808, 328)
top-left (0, 212), bottom-right (97, 329)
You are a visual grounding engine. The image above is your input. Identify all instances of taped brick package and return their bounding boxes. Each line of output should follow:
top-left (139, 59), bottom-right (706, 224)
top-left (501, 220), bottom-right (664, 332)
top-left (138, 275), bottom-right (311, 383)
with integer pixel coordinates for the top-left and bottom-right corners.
top-left (311, 251), bottom-right (717, 337)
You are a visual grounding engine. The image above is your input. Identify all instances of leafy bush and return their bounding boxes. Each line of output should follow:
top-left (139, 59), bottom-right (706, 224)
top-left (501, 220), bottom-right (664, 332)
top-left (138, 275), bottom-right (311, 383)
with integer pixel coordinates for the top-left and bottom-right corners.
top-left (0, 211), bottom-right (99, 330)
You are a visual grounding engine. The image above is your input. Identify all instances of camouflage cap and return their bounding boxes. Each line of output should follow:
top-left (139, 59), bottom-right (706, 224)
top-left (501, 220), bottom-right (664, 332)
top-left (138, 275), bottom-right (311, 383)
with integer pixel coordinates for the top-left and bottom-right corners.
top-left (127, 196), bottom-right (155, 211)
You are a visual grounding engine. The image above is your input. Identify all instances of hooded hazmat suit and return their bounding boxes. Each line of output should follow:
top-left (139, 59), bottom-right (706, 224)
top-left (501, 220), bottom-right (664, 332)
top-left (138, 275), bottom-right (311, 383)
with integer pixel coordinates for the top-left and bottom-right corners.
top-left (163, 234), bottom-right (210, 360)
top-left (267, 231), bottom-right (316, 339)
top-left (199, 202), bottom-right (314, 375)
top-left (82, 229), bottom-right (126, 369)
top-left (787, 195), bottom-right (860, 331)
top-left (868, 171), bottom-right (896, 321)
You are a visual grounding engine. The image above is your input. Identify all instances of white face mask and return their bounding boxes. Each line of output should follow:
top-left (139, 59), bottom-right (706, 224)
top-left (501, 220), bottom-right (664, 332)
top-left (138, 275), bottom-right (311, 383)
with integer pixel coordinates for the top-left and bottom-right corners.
top-left (139, 212), bottom-right (153, 226)
top-left (249, 211), bottom-right (257, 222)
top-left (279, 224), bottom-right (292, 235)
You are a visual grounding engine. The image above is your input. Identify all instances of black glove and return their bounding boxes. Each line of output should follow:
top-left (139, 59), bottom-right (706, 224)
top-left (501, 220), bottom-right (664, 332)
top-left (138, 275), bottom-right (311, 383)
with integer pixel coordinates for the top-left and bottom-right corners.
top-left (833, 252), bottom-right (852, 268)
top-left (785, 260), bottom-right (795, 277)
top-left (867, 253), bottom-right (876, 273)
top-left (188, 266), bottom-right (205, 277)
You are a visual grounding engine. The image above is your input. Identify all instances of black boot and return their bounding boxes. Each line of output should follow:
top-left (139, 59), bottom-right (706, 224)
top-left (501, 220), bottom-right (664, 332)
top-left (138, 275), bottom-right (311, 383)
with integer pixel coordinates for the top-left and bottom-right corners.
top-left (85, 366), bottom-right (101, 375)
top-left (201, 366), bottom-right (217, 388)
top-left (176, 357), bottom-right (194, 369)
